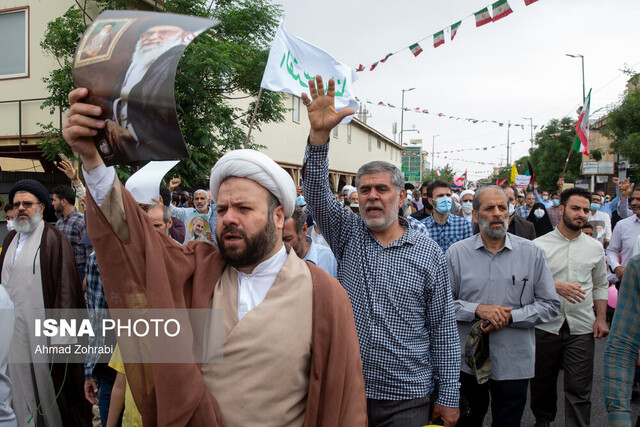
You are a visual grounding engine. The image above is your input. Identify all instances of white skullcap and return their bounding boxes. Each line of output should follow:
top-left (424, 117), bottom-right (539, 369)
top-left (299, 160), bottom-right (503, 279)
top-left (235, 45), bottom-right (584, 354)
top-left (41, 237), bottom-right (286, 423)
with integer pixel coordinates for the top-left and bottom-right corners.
top-left (451, 193), bottom-right (460, 201)
top-left (460, 189), bottom-right (475, 199)
top-left (209, 149), bottom-right (296, 219)
top-left (342, 184), bottom-right (356, 193)
top-left (347, 188), bottom-right (358, 199)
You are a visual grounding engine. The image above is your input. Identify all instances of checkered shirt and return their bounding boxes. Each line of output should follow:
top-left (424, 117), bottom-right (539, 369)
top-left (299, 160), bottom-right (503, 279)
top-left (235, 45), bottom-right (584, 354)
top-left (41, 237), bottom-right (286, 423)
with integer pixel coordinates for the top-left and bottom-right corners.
top-left (56, 209), bottom-right (90, 268)
top-left (406, 215), bottom-right (429, 238)
top-left (303, 142), bottom-right (460, 406)
top-left (547, 206), bottom-right (561, 228)
top-left (84, 252), bottom-right (109, 379)
top-left (420, 214), bottom-right (472, 253)
top-left (604, 255), bottom-right (640, 425)
top-left (515, 205), bottom-right (531, 218)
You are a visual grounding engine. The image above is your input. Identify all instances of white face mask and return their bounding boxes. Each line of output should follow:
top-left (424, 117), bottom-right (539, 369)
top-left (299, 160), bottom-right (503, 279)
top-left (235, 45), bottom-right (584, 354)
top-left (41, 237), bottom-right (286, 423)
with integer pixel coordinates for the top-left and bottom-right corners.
top-left (461, 201), bottom-right (473, 214)
top-left (6, 220), bottom-right (15, 231)
top-left (508, 203), bottom-right (515, 216)
top-left (534, 208), bottom-right (545, 218)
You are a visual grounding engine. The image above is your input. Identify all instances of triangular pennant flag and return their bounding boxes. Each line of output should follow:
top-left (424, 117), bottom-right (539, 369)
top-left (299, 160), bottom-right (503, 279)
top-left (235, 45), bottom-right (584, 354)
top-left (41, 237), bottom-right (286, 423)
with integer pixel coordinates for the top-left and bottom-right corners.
top-left (492, 0), bottom-right (513, 21)
top-left (451, 21), bottom-right (461, 40)
top-left (475, 7), bottom-right (492, 27)
top-left (409, 43), bottom-right (423, 57)
top-left (433, 30), bottom-right (445, 48)
top-left (355, 64), bottom-right (364, 72)
top-left (370, 61), bottom-right (379, 71)
top-left (380, 53), bottom-right (393, 63)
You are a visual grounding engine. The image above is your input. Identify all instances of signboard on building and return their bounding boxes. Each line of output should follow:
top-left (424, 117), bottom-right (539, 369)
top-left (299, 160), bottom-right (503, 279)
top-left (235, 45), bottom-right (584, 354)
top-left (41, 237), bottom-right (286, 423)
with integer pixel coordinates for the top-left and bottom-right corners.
top-left (582, 161), bottom-right (615, 175)
top-left (402, 146), bottom-right (423, 182)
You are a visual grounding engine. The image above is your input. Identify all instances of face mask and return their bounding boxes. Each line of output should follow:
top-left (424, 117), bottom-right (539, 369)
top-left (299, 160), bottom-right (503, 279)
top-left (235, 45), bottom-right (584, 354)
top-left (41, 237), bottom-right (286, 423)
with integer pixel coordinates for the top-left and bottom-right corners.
top-left (533, 208), bottom-right (545, 219)
top-left (552, 199), bottom-right (560, 207)
top-left (6, 220), bottom-right (14, 231)
top-left (350, 203), bottom-right (359, 208)
top-left (462, 201), bottom-right (473, 214)
top-left (422, 197), bottom-right (433, 210)
top-left (590, 202), bottom-right (601, 211)
top-left (509, 203), bottom-right (515, 216)
top-left (542, 195), bottom-right (549, 201)
top-left (435, 196), bottom-right (452, 215)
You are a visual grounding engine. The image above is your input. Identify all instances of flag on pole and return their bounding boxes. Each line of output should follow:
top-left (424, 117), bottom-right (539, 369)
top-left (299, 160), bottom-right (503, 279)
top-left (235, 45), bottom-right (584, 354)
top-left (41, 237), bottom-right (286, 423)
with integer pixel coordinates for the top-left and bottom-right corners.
top-left (261, 20), bottom-right (358, 123)
top-left (492, 0), bottom-right (513, 21)
top-left (433, 31), bottom-right (445, 48)
top-left (510, 163), bottom-right (518, 184)
top-left (435, 170), bottom-right (441, 177)
top-left (475, 8), bottom-right (492, 27)
top-left (451, 21), bottom-right (462, 40)
top-left (525, 161), bottom-right (535, 189)
top-left (409, 43), bottom-right (423, 57)
top-left (572, 89), bottom-right (591, 155)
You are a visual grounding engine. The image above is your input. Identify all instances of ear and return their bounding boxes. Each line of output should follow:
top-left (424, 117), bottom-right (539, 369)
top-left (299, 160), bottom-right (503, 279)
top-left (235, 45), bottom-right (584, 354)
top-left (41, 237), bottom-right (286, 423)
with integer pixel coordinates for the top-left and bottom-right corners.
top-left (167, 218), bottom-right (173, 229)
top-left (302, 222), bottom-right (308, 235)
top-left (472, 209), bottom-right (479, 224)
top-left (274, 205), bottom-right (286, 230)
top-left (398, 189), bottom-right (406, 208)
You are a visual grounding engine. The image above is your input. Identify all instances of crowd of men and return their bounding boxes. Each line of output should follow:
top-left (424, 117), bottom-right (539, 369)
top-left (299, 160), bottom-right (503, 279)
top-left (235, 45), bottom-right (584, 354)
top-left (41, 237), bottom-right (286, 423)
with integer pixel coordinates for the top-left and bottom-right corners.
top-left (0, 77), bottom-right (640, 427)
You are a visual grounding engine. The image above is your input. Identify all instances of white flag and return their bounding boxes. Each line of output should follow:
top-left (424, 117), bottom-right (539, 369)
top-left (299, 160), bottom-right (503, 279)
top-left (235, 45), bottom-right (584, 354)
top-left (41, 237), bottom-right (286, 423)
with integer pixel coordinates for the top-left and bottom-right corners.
top-left (261, 20), bottom-right (358, 123)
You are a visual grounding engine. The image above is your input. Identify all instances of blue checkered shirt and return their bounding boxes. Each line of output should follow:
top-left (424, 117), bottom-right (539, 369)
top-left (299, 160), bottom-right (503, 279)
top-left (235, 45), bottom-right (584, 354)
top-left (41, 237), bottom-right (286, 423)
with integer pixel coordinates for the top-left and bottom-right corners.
top-left (84, 252), bottom-right (109, 379)
top-left (303, 142), bottom-right (460, 406)
top-left (420, 214), bottom-right (472, 253)
top-left (56, 209), bottom-right (90, 268)
top-left (604, 255), bottom-right (640, 426)
top-left (515, 205), bottom-right (531, 218)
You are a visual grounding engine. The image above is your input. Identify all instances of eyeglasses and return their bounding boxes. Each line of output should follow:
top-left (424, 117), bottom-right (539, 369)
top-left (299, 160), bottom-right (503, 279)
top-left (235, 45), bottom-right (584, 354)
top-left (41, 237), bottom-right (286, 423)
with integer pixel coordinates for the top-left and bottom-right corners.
top-left (13, 201), bottom-right (40, 209)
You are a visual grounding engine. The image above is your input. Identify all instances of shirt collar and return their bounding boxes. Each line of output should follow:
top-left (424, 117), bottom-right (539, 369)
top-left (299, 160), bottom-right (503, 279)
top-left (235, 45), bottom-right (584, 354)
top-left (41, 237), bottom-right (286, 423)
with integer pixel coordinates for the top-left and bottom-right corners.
top-left (367, 215), bottom-right (415, 247)
top-left (302, 236), bottom-right (318, 264)
top-left (473, 231), bottom-right (512, 252)
top-left (236, 244), bottom-right (287, 278)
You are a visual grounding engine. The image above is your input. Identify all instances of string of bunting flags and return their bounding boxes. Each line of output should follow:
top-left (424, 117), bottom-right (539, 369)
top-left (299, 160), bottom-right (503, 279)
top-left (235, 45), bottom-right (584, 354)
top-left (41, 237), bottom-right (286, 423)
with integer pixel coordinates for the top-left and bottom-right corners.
top-left (355, 0), bottom-right (540, 72)
top-left (355, 96), bottom-right (545, 129)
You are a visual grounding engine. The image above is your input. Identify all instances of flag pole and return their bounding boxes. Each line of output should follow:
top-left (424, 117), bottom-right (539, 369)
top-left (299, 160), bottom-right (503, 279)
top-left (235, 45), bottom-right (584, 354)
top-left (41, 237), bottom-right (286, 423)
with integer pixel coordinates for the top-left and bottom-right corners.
top-left (561, 142), bottom-right (574, 178)
top-left (244, 87), bottom-right (263, 148)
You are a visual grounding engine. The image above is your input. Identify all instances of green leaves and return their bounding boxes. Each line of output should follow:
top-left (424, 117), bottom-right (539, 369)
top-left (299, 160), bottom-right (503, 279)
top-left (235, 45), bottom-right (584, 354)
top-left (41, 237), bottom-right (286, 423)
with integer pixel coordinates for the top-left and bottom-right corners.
top-left (603, 88), bottom-right (640, 168)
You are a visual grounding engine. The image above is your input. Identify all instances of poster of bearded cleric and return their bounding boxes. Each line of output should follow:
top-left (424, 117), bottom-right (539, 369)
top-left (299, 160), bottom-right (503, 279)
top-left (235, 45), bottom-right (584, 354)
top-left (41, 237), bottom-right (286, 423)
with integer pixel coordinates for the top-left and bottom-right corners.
top-left (72, 11), bottom-right (217, 166)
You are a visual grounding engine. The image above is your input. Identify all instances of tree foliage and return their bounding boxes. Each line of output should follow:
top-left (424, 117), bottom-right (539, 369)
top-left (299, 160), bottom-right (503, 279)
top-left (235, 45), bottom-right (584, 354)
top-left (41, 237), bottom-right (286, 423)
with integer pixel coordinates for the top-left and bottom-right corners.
top-left (602, 87), bottom-right (640, 168)
top-left (38, 0), bottom-right (286, 187)
top-left (422, 163), bottom-right (455, 184)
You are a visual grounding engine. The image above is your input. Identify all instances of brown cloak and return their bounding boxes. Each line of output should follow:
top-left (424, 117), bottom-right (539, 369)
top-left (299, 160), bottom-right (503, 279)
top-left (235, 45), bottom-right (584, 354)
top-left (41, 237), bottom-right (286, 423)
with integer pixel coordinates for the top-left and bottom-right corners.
top-left (85, 179), bottom-right (367, 426)
top-left (0, 224), bottom-right (92, 427)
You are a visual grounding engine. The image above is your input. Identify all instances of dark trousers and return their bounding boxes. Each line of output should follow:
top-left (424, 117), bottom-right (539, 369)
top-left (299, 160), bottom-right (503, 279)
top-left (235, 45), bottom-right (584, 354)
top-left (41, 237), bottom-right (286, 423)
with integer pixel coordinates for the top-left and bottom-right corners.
top-left (97, 376), bottom-right (122, 427)
top-left (530, 325), bottom-right (594, 427)
top-left (457, 372), bottom-right (528, 427)
top-left (367, 395), bottom-right (430, 427)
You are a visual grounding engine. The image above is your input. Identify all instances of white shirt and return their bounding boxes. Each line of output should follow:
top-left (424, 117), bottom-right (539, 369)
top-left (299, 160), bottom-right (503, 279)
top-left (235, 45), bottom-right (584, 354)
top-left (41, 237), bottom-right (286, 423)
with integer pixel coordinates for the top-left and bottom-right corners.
top-left (633, 234), bottom-right (640, 257)
top-left (534, 229), bottom-right (608, 335)
top-left (236, 245), bottom-right (287, 320)
top-left (607, 214), bottom-right (640, 271)
top-left (13, 232), bottom-right (31, 263)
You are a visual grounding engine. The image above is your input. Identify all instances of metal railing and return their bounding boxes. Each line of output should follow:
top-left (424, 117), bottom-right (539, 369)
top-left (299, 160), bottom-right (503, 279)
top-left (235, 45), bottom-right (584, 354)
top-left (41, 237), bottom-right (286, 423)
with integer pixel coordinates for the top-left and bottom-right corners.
top-left (0, 98), bottom-right (62, 151)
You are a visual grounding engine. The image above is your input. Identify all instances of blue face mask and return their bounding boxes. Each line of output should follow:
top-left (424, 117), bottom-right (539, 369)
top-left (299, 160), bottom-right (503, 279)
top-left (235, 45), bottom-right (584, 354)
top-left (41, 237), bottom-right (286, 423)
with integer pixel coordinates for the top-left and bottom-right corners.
top-left (552, 199), bottom-right (560, 207)
top-left (435, 196), bottom-right (452, 214)
top-left (590, 202), bottom-right (601, 211)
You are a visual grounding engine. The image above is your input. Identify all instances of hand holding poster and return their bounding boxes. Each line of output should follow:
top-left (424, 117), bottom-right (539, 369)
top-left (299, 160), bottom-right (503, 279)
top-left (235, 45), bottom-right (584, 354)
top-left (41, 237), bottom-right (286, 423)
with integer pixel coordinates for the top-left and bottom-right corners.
top-left (72, 11), bottom-right (218, 166)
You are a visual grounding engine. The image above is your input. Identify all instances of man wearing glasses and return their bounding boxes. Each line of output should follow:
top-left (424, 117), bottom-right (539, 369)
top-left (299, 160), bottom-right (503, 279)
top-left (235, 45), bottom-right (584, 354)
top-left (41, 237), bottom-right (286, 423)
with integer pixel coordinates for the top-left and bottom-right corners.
top-left (0, 180), bottom-right (90, 426)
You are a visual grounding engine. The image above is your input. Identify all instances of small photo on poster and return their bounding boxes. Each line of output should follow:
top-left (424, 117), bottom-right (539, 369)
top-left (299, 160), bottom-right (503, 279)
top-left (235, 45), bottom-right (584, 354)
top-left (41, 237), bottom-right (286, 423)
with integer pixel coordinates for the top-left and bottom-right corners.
top-left (72, 10), bottom-right (218, 166)
top-left (186, 213), bottom-right (213, 243)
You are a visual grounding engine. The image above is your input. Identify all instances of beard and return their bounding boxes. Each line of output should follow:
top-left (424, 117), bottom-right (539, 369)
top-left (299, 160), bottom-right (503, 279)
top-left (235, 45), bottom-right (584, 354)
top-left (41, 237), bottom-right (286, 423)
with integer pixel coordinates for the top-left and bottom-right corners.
top-left (130, 33), bottom-right (184, 69)
top-left (217, 215), bottom-right (278, 270)
top-left (563, 211), bottom-right (585, 231)
top-left (195, 204), bottom-right (208, 214)
top-left (361, 197), bottom-right (399, 233)
top-left (14, 209), bottom-right (42, 234)
top-left (478, 214), bottom-right (508, 239)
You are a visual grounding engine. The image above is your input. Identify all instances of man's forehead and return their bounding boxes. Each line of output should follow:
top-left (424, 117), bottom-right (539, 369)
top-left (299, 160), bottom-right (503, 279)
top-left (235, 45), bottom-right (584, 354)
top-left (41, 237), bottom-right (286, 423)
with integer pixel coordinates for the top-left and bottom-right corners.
top-left (145, 25), bottom-right (182, 34)
top-left (14, 191), bottom-right (37, 201)
top-left (358, 172), bottom-right (394, 187)
top-left (218, 176), bottom-right (270, 199)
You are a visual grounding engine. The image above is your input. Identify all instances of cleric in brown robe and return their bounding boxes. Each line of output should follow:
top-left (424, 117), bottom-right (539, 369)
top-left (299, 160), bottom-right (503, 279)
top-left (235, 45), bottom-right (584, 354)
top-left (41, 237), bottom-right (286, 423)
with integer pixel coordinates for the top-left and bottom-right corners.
top-left (63, 87), bottom-right (367, 426)
top-left (0, 179), bottom-right (91, 426)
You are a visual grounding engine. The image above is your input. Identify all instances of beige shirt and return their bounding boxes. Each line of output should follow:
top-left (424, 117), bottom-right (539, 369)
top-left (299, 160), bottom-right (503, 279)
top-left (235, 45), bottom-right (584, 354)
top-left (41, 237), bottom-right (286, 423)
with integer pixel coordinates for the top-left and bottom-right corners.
top-left (534, 228), bottom-right (608, 335)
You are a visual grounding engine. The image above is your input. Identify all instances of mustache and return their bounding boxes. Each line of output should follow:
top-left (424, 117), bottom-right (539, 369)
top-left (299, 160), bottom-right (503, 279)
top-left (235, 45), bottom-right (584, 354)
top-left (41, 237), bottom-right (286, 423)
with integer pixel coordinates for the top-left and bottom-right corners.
top-left (219, 225), bottom-right (247, 239)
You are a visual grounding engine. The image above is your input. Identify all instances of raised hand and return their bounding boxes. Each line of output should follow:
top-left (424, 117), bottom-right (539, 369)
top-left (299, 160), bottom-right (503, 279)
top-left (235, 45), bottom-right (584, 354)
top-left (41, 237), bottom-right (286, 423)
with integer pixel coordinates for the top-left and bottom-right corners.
top-left (62, 87), bottom-right (105, 171)
top-left (169, 178), bottom-right (181, 192)
top-left (302, 75), bottom-right (355, 146)
top-left (57, 160), bottom-right (78, 181)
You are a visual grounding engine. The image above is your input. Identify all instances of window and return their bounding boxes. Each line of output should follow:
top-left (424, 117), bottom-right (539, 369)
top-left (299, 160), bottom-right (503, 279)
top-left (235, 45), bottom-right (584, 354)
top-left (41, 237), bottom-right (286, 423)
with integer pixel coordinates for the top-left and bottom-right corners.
top-left (0, 7), bottom-right (28, 79)
top-left (368, 135), bottom-right (372, 152)
top-left (347, 125), bottom-right (352, 143)
top-left (384, 143), bottom-right (387, 152)
top-left (333, 126), bottom-right (338, 138)
top-left (377, 139), bottom-right (381, 150)
top-left (292, 95), bottom-right (300, 123)
top-left (390, 148), bottom-right (393, 160)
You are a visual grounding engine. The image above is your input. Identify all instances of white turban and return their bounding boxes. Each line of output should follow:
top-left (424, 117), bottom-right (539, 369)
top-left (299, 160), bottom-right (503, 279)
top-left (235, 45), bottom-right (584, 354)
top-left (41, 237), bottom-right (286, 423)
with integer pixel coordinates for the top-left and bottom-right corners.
top-left (460, 189), bottom-right (475, 199)
top-left (347, 188), bottom-right (358, 199)
top-left (209, 149), bottom-right (296, 219)
top-left (342, 184), bottom-right (356, 193)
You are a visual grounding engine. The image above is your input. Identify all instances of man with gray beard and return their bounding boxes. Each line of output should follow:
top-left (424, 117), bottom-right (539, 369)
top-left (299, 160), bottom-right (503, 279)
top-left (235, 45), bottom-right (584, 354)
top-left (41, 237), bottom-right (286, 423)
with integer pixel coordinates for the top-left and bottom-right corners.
top-left (0, 180), bottom-right (90, 426)
top-left (104, 23), bottom-right (196, 159)
top-left (446, 185), bottom-right (559, 427)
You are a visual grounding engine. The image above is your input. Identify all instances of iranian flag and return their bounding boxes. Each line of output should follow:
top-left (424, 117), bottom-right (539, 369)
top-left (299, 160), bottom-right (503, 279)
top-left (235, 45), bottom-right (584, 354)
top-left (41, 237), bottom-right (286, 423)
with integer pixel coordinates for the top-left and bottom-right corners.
top-left (355, 64), bottom-right (364, 72)
top-left (435, 170), bottom-right (441, 177)
top-left (475, 8), bottom-right (492, 27)
top-left (380, 53), bottom-right (393, 63)
top-left (524, 0), bottom-right (539, 5)
top-left (451, 21), bottom-right (461, 40)
top-left (433, 31), bottom-right (444, 48)
top-left (492, 0), bottom-right (513, 21)
top-left (370, 61), bottom-right (379, 71)
top-left (409, 43), bottom-right (423, 57)
top-left (573, 89), bottom-right (592, 155)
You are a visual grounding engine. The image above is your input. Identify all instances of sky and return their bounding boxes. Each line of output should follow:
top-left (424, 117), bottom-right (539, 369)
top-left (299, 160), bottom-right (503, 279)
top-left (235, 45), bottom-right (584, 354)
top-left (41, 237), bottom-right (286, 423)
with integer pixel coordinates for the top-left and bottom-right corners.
top-left (273, 0), bottom-right (640, 181)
